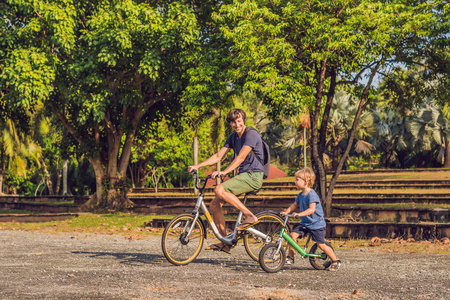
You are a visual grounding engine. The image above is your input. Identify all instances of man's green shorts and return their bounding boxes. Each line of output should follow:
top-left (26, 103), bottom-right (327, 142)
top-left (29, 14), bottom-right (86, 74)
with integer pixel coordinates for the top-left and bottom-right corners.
top-left (221, 171), bottom-right (264, 196)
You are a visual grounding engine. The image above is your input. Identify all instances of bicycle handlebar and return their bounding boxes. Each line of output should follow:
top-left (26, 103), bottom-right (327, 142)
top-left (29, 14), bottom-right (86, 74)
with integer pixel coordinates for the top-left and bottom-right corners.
top-left (190, 169), bottom-right (212, 191)
top-left (280, 212), bottom-right (301, 219)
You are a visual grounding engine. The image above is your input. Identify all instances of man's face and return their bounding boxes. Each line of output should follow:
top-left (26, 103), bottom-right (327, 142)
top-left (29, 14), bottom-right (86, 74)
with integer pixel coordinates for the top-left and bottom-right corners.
top-left (229, 116), bottom-right (245, 135)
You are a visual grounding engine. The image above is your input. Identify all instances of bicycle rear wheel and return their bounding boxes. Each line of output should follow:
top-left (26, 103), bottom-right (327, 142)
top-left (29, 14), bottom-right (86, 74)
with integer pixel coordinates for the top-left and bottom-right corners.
top-left (161, 214), bottom-right (205, 266)
top-left (259, 242), bottom-right (286, 273)
top-left (243, 211), bottom-right (289, 262)
top-left (309, 241), bottom-right (334, 270)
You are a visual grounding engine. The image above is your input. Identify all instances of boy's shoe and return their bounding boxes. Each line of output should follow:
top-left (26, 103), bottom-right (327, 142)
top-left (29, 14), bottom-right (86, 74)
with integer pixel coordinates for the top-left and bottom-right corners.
top-left (285, 256), bottom-right (294, 265)
top-left (328, 260), bottom-right (341, 271)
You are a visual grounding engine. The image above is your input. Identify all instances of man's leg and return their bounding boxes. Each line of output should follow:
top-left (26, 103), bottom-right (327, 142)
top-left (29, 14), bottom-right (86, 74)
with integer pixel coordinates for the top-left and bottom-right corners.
top-left (215, 184), bottom-right (258, 228)
top-left (209, 195), bottom-right (227, 237)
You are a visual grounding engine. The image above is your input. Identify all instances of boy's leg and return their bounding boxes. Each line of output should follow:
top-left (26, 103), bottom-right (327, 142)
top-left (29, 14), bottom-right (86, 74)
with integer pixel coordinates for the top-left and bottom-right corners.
top-left (311, 228), bottom-right (341, 271)
top-left (288, 232), bottom-right (300, 258)
top-left (317, 243), bottom-right (338, 261)
top-left (317, 243), bottom-right (341, 271)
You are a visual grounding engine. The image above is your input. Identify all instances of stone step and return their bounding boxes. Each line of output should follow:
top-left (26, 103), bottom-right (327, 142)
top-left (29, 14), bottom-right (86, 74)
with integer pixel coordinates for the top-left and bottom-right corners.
top-left (128, 193), bottom-right (449, 205)
top-left (0, 201), bottom-right (79, 213)
top-left (132, 180), bottom-right (450, 194)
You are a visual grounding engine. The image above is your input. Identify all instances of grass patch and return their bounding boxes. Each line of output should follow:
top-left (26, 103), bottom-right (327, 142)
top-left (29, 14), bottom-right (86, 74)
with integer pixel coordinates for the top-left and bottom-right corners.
top-left (0, 213), bottom-right (174, 237)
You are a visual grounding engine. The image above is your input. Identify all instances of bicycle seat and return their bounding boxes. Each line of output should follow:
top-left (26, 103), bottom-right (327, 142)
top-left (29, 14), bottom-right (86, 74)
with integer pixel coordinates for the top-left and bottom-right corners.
top-left (245, 189), bottom-right (260, 196)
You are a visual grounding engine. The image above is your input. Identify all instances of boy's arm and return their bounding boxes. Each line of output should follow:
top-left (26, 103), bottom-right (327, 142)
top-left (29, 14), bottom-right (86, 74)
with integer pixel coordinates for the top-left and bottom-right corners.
top-left (293, 202), bottom-right (316, 218)
top-left (282, 202), bottom-right (299, 215)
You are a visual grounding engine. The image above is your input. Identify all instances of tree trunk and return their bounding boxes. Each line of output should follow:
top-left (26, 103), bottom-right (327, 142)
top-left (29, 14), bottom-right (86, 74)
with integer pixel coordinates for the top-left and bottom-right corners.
top-left (444, 140), bottom-right (450, 168)
top-left (80, 153), bottom-right (133, 211)
top-left (311, 59), bottom-right (382, 216)
top-left (63, 160), bottom-right (68, 195)
top-left (41, 160), bottom-right (54, 196)
top-left (323, 60), bottom-right (383, 216)
top-left (0, 145), bottom-right (4, 195)
top-left (136, 159), bottom-right (152, 188)
top-left (331, 143), bottom-right (339, 171)
top-left (55, 161), bottom-right (62, 195)
top-left (193, 132), bottom-right (199, 195)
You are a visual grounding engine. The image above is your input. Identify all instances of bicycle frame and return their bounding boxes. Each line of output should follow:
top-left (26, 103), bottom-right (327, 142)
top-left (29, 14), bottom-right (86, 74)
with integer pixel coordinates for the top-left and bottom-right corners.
top-left (274, 215), bottom-right (327, 259)
top-left (186, 172), bottom-right (271, 247)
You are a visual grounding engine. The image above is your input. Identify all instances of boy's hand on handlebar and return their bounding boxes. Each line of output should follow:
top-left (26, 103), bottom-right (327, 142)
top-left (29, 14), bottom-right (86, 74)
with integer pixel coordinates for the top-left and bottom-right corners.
top-left (292, 213), bottom-right (301, 219)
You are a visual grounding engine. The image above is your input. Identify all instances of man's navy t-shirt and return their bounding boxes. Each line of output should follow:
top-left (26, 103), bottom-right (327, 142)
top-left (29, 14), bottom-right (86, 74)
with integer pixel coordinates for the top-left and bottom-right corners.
top-left (223, 128), bottom-right (264, 174)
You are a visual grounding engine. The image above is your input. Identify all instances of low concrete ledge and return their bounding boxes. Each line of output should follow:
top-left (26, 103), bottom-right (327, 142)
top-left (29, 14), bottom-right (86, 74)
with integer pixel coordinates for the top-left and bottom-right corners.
top-left (327, 221), bottom-right (450, 240)
top-left (333, 206), bottom-right (450, 223)
top-left (0, 213), bottom-right (78, 223)
top-left (148, 218), bottom-right (449, 240)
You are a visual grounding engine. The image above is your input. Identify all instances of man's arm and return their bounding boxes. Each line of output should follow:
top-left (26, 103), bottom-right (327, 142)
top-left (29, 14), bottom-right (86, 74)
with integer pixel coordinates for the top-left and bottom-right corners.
top-left (188, 147), bottom-right (230, 172)
top-left (220, 145), bottom-right (252, 176)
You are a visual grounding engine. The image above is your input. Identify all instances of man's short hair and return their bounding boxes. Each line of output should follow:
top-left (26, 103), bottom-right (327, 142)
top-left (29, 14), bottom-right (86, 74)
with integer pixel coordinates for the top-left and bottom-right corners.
top-left (226, 108), bottom-right (246, 123)
top-left (295, 167), bottom-right (315, 187)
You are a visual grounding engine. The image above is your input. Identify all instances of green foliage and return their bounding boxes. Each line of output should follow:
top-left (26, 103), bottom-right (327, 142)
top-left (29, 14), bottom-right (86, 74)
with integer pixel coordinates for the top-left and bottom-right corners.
top-left (1, 1), bottom-right (202, 203)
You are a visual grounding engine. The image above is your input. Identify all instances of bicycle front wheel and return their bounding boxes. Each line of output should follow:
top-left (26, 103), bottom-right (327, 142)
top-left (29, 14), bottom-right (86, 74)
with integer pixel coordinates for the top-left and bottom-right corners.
top-left (161, 214), bottom-right (205, 266)
top-left (259, 243), bottom-right (286, 273)
top-left (309, 241), bottom-right (334, 270)
top-left (243, 211), bottom-right (289, 262)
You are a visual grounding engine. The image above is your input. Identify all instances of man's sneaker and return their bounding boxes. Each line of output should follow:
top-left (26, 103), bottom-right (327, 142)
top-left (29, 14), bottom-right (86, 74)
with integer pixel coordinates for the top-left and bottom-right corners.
top-left (285, 256), bottom-right (294, 265)
top-left (328, 260), bottom-right (341, 271)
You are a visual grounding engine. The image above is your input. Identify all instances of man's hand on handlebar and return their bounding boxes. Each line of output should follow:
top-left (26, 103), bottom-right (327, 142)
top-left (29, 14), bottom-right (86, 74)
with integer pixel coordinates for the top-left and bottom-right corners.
top-left (187, 166), bottom-right (198, 174)
top-left (211, 171), bottom-right (228, 180)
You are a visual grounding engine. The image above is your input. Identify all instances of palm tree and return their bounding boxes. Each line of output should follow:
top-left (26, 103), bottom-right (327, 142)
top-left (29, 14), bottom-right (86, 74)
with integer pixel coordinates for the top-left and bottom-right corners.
top-left (326, 91), bottom-right (375, 170)
top-left (371, 108), bottom-right (412, 168)
top-left (408, 99), bottom-right (450, 168)
top-left (0, 117), bottom-right (40, 195)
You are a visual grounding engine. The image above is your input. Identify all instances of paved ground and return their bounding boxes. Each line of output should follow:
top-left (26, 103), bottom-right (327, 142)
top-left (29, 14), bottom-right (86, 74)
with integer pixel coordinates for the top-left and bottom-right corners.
top-left (0, 230), bottom-right (449, 300)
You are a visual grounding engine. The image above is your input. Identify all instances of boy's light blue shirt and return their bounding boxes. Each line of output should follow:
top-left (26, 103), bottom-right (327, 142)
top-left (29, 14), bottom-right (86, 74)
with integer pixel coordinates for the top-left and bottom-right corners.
top-left (295, 189), bottom-right (326, 230)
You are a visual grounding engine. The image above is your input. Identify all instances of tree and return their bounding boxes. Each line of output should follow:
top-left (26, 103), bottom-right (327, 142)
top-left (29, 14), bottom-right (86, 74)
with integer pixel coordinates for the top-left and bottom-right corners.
top-left (213, 0), bottom-right (439, 215)
top-left (371, 108), bottom-right (412, 168)
top-left (1, 0), bottom-right (199, 209)
top-left (409, 99), bottom-right (450, 168)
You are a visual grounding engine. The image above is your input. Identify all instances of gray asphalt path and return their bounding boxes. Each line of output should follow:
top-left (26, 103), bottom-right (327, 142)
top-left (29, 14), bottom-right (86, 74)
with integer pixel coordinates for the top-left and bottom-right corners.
top-left (0, 230), bottom-right (449, 299)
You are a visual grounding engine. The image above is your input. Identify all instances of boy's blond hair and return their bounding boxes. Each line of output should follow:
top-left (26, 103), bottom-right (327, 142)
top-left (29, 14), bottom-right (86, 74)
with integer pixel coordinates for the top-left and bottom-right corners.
top-left (295, 167), bottom-right (315, 187)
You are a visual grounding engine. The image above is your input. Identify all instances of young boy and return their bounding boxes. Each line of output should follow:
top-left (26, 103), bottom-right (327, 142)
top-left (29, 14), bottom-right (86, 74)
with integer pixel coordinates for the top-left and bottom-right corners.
top-left (281, 167), bottom-right (341, 271)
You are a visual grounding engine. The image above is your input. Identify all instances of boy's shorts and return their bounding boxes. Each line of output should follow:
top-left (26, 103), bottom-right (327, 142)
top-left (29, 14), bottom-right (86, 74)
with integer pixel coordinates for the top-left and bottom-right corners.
top-left (221, 171), bottom-right (264, 196)
top-left (292, 225), bottom-right (326, 244)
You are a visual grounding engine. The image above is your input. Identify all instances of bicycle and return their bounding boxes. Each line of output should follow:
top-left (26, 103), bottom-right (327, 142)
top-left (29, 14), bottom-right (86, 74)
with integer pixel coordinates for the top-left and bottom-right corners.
top-left (258, 213), bottom-right (335, 273)
top-left (161, 170), bottom-right (290, 266)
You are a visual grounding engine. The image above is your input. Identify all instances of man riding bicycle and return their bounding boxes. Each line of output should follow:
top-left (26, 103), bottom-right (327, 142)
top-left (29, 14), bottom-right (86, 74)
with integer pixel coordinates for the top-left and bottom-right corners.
top-left (188, 108), bottom-right (265, 253)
